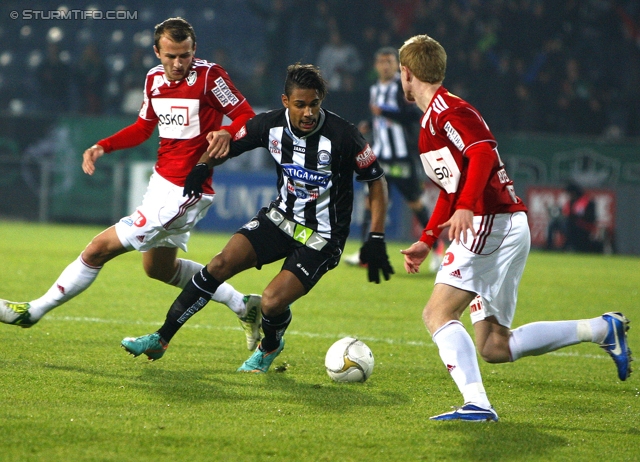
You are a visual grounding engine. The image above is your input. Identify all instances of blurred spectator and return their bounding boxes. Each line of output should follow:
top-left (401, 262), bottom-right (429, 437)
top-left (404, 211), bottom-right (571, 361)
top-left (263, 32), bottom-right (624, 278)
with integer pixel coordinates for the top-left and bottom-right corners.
top-left (119, 47), bottom-right (148, 115)
top-left (10, 0), bottom-right (640, 138)
top-left (37, 43), bottom-right (71, 113)
top-left (563, 182), bottom-right (601, 253)
top-left (75, 43), bottom-right (108, 115)
top-left (316, 25), bottom-right (362, 92)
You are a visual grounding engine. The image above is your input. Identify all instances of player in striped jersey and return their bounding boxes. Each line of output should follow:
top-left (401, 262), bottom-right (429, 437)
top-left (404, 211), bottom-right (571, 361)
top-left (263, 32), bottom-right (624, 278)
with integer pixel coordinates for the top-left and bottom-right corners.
top-left (398, 35), bottom-right (631, 422)
top-left (345, 47), bottom-right (442, 269)
top-left (122, 64), bottom-right (394, 372)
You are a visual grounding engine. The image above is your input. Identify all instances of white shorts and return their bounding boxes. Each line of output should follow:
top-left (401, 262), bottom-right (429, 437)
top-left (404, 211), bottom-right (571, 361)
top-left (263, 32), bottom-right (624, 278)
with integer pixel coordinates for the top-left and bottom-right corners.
top-left (435, 211), bottom-right (530, 328)
top-left (115, 170), bottom-right (214, 252)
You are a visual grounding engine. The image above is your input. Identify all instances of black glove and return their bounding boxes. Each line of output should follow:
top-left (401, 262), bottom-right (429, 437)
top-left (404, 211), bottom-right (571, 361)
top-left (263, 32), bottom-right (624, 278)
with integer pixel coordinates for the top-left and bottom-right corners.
top-left (183, 163), bottom-right (211, 198)
top-left (359, 232), bottom-right (394, 284)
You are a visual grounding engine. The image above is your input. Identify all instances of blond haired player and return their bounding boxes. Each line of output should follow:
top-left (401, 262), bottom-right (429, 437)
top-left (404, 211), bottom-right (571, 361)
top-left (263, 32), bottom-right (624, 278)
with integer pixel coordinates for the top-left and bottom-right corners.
top-left (398, 34), bottom-right (631, 421)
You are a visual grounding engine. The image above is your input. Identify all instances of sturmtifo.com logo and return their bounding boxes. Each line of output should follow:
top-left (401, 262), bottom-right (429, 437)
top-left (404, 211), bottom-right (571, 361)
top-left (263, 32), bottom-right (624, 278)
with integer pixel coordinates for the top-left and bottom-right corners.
top-left (10, 9), bottom-right (138, 20)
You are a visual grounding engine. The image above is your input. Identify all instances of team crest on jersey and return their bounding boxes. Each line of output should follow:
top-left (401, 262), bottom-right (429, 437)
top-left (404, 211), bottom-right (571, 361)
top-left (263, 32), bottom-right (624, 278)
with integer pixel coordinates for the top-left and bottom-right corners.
top-left (317, 150), bottom-right (331, 166)
top-left (186, 70), bottom-right (197, 86)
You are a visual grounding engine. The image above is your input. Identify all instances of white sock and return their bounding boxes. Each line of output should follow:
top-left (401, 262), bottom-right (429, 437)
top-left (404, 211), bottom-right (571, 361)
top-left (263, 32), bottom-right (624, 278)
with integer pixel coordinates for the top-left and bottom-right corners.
top-left (169, 258), bottom-right (204, 289)
top-left (29, 256), bottom-right (101, 320)
top-left (509, 317), bottom-right (608, 361)
top-left (211, 282), bottom-right (246, 316)
top-left (169, 258), bottom-right (246, 316)
top-left (432, 320), bottom-right (491, 409)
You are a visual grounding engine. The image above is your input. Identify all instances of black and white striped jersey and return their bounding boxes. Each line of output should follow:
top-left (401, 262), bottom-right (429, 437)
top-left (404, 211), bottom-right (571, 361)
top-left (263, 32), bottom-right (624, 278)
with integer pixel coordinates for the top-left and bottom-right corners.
top-left (229, 107), bottom-right (384, 247)
top-left (370, 74), bottom-right (421, 161)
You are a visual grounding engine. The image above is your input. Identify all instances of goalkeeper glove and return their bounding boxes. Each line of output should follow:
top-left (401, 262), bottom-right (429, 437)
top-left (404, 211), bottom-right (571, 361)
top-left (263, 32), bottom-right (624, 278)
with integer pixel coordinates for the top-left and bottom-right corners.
top-left (359, 232), bottom-right (394, 284)
top-left (183, 163), bottom-right (210, 198)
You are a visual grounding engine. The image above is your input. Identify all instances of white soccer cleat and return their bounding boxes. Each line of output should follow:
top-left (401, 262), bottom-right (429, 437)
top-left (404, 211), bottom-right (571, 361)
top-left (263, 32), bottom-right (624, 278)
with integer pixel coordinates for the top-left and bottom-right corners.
top-left (239, 295), bottom-right (263, 350)
top-left (0, 300), bottom-right (37, 328)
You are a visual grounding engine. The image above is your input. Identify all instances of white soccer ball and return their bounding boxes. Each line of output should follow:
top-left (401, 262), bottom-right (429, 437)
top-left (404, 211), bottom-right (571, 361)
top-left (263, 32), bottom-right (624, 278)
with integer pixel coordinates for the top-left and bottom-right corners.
top-left (325, 337), bottom-right (374, 383)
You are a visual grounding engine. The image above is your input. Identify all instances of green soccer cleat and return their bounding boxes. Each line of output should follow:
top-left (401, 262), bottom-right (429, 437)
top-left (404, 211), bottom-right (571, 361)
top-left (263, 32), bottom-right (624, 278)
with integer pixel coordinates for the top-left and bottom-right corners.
top-left (0, 300), bottom-right (37, 328)
top-left (237, 338), bottom-right (285, 373)
top-left (121, 332), bottom-right (168, 361)
top-left (239, 295), bottom-right (263, 351)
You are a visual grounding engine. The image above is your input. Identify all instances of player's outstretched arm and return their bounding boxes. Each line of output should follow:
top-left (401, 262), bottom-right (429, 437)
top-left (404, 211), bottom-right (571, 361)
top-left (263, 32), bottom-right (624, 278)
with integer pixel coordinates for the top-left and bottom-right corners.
top-left (205, 130), bottom-right (231, 159)
top-left (400, 241), bottom-right (430, 274)
top-left (82, 144), bottom-right (105, 175)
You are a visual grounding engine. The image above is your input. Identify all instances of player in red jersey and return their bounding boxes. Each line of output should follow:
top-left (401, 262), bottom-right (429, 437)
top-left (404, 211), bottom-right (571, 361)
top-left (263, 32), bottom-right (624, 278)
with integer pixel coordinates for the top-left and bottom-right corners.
top-left (398, 35), bottom-right (631, 421)
top-left (0, 18), bottom-right (263, 351)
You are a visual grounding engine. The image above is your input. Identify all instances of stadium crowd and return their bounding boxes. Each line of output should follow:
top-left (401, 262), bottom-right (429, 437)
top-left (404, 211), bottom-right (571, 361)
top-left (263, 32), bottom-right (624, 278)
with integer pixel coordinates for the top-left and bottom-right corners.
top-left (2, 0), bottom-right (639, 138)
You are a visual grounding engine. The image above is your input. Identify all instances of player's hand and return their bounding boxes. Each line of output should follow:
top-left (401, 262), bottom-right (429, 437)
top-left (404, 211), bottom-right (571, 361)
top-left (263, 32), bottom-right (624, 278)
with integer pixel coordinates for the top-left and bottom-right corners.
top-left (359, 232), bottom-right (394, 284)
top-left (206, 130), bottom-right (231, 159)
top-left (439, 209), bottom-right (475, 244)
top-left (183, 163), bottom-right (210, 198)
top-left (82, 144), bottom-right (105, 175)
top-left (400, 241), bottom-right (430, 274)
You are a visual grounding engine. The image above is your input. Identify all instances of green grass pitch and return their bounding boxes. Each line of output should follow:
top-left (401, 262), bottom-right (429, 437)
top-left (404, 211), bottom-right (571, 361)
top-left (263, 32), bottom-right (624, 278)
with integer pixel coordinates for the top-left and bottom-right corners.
top-left (0, 221), bottom-right (638, 461)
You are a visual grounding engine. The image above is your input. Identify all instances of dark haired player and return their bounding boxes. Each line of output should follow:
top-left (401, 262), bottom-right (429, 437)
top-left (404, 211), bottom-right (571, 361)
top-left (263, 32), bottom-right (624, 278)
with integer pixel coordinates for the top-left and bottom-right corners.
top-left (122, 63), bottom-right (394, 372)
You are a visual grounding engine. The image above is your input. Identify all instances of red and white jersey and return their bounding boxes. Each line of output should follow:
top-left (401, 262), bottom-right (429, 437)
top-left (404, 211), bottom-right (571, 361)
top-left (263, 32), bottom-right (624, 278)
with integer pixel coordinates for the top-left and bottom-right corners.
top-left (137, 59), bottom-right (250, 192)
top-left (418, 86), bottom-right (527, 245)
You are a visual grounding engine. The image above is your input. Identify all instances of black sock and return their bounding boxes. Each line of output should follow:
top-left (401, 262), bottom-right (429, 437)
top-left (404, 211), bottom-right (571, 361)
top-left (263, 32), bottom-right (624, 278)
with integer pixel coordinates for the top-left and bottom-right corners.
top-left (260, 308), bottom-right (292, 352)
top-left (157, 267), bottom-right (222, 342)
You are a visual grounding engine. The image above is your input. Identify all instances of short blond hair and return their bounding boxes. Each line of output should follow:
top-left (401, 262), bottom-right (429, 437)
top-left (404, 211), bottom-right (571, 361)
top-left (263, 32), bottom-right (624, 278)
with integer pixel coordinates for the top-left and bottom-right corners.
top-left (399, 35), bottom-right (447, 84)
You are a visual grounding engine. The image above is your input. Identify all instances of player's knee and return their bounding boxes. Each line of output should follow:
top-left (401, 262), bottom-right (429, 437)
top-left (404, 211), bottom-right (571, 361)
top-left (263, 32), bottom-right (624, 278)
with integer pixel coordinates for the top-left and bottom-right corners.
top-left (260, 288), bottom-right (288, 317)
top-left (422, 306), bottom-right (441, 335)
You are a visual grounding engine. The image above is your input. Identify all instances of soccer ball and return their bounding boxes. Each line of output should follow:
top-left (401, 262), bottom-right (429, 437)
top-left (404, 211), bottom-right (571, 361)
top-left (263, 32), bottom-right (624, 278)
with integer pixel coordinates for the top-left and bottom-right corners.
top-left (325, 337), bottom-right (374, 383)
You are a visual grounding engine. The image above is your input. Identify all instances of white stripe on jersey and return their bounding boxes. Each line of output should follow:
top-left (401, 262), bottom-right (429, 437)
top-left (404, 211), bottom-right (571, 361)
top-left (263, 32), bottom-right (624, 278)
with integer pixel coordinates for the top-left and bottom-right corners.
top-left (268, 126), bottom-right (285, 165)
top-left (432, 94), bottom-right (449, 114)
top-left (314, 135), bottom-right (333, 235)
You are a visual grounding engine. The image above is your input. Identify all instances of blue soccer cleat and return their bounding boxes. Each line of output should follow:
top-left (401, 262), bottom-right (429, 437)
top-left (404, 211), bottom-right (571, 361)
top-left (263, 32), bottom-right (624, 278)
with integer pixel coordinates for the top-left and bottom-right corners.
top-left (237, 338), bottom-right (285, 373)
top-left (430, 404), bottom-right (499, 422)
top-left (121, 332), bottom-right (168, 361)
top-left (601, 312), bottom-right (632, 381)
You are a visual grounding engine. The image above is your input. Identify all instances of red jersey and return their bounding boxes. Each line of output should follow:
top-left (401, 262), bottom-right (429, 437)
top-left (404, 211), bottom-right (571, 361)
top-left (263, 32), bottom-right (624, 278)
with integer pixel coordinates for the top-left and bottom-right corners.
top-left (98, 59), bottom-right (254, 194)
top-left (418, 86), bottom-right (527, 246)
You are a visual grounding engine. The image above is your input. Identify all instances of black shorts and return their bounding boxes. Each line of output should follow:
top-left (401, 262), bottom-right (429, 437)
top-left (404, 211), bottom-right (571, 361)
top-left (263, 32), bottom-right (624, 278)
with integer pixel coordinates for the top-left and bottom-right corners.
top-left (236, 207), bottom-right (341, 293)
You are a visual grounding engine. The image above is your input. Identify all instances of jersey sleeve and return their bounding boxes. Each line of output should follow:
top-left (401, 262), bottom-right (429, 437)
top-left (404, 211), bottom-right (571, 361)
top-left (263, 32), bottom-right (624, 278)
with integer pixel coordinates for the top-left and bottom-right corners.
top-left (455, 142), bottom-right (498, 211)
top-left (204, 65), bottom-right (253, 131)
top-left (227, 113), bottom-right (268, 157)
top-left (436, 104), bottom-right (497, 152)
top-left (97, 117), bottom-right (157, 153)
top-left (419, 188), bottom-right (451, 247)
top-left (350, 126), bottom-right (384, 182)
top-left (220, 100), bottom-right (255, 138)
